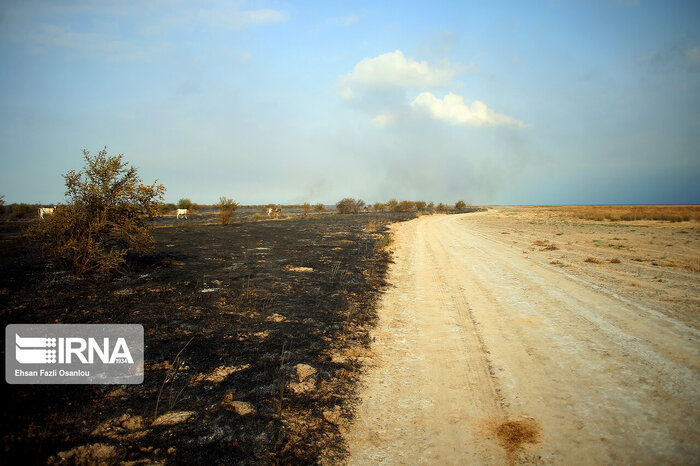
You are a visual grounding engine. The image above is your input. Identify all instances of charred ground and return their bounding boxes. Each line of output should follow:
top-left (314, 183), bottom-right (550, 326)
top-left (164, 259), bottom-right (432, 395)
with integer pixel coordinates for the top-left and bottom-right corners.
top-left (0, 211), bottom-right (417, 464)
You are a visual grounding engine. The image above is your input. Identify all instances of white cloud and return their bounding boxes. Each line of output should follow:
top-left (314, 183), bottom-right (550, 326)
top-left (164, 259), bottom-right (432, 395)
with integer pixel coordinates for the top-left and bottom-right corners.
top-left (339, 50), bottom-right (455, 99)
top-left (371, 112), bottom-right (395, 127)
top-left (410, 92), bottom-right (527, 128)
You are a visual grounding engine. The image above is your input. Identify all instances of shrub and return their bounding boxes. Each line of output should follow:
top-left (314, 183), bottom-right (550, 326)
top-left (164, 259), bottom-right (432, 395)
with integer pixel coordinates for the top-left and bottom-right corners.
top-left (387, 198), bottom-right (399, 212)
top-left (28, 148), bottom-right (165, 276)
top-left (427, 201), bottom-right (435, 210)
top-left (397, 200), bottom-right (415, 212)
top-left (302, 202), bottom-right (311, 216)
top-left (415, 201), bottom-right (427, 211)
top-left (436, 202), bottom-right (448, 213)
top-left (12, 203), bottom-right (37, 219)
top-left (217, 197), bottom-right (239, 225)
top-left (373, 202), bottom-right (386, 213)
top-left (314, 203), bottom-right (325, 214)
top-left (177, 198), bottom-right (192, 210)
top-left (455, 200), bottom-right (467, 210)
top-left (336, 198), bottom-right (361, 214)
top-left (157, 203), bottom-right (171, 215)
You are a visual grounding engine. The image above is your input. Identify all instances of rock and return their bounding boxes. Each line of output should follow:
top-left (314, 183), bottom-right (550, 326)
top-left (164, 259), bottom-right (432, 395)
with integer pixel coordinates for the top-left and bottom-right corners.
top-left (295, 363), bottom-right (316, 382)
top-left (323, 405), bottom-right (343, 425)
top-left (152, 411), bottom-right (195, 426)
top-left (49, 443), bottom-right (117, 465)
top-left (288, 380), bottom-right (316, 394)
top-left (119, 414), bottom-right (145, 431)
top-left (228, 401), bottom-right (256, 416)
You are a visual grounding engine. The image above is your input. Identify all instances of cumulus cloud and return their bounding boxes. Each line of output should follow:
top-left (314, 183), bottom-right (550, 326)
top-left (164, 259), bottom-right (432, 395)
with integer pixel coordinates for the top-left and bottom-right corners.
top-left (338, 50), bottom-right (455, 99)
top-left (410, 92), bottom-right (527, 128)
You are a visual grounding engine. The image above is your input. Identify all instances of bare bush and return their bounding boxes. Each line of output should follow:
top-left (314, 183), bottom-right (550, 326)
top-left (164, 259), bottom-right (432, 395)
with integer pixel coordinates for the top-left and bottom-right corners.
top-left (314, 203), bottom-right (325, 214)
top-left (415, 201), bottom-right (427, 211)
top-left (12, 203), bottom-right (37, 219)
top-left (436, 203), bottom-right (448, 213)
top-left (302, 202), bottom-right (311, 216)
top-left (387, 198), bottom-right (399, 212)
top-left (455, 200), bottom-right (467, 210)
top-left (397, 200), bottom-right (415, 212)
top-left (373, 202), bottom-right (386, 213)
top-left (217, 197), bottom-right (239, 225)
top-left (336, 198), bottom-right (364, 214)
top-left (28, 148), bottom-right (165, 276)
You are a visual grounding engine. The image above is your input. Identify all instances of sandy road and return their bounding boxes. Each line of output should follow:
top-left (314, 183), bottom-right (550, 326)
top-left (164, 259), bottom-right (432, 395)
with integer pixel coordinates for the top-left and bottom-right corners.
top-left (345, 212), bottom-right (699, 464)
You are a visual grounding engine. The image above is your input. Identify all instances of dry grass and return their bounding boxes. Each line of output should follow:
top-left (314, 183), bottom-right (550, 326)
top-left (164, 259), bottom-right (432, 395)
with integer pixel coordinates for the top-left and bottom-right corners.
top-left (549, 205), bottom-right (700, 222)
top-left (584, 257), bottom-right (601, 264)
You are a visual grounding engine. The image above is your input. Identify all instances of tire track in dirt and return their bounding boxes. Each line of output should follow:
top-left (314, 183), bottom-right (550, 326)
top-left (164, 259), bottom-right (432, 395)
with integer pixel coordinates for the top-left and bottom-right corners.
top-left (345, 212), bottom-right (699, 464)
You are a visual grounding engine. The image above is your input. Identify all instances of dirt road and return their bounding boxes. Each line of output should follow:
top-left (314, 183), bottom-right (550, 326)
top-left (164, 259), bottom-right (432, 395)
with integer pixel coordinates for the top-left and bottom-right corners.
top-left (345, 212), bottom-right (699, 464)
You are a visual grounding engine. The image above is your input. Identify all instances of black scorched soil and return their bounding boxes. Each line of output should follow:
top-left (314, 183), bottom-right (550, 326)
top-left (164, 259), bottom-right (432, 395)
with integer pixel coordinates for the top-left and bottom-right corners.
top-left (0, 212), bottom-right (413, 464)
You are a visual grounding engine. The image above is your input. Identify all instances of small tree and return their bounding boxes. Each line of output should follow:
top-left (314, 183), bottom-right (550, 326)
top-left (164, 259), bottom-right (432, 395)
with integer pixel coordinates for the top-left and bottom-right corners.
top-left (177, 198), bottom-right (192, 210)
top-left (373, 202), bottom-right (386, 213)
top-left (387, 198), bottom-right (399, 212)
top-left (436, 202), bottom-right (448, 213)
top-left (427, 201), bottom-right (435, 210)
top-left (415, 201), bottom-right (427, 211)
top-left (302, 202), bottom-right (311, 216)
top-left (217, 197), bottom-right (239, 225)
top-left (29, 147), bottom-right (165, 276)
top-left (336, 198), bottom-right (359, 214)
top-left (397, 200), bottom-right (415, 212)
top-left (314, 203), bottom-right (325, 214)
top-left (455, 200), bottom-right (467, 210)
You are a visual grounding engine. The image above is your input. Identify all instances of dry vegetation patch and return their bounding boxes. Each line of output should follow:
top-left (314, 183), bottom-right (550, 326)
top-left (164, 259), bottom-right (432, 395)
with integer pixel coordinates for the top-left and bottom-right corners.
top-left (549, 205), bottom-right (700, 222)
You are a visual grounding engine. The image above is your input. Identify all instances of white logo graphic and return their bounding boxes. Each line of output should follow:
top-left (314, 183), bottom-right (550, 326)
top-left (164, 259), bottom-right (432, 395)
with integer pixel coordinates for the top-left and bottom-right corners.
top-left (16, 335), bottom-right (57, 364)
top-left (15, 334), bottom-right (133, 365)
top-left (7, 324), bottom-right (144, 384)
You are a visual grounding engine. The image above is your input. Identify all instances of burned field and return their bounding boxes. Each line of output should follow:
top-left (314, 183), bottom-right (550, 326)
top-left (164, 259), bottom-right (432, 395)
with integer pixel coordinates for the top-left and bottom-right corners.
top-left (0, 212), bottom-right (413, 464)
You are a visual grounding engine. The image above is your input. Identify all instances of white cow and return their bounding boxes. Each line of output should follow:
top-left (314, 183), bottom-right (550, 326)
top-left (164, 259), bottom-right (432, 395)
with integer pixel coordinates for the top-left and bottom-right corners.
top-left (38, 207), bottom-right (55, 219)
top-left (176, 208), bottom-right (189, 219)
top-left (267, 207), bottom-right (281, 218)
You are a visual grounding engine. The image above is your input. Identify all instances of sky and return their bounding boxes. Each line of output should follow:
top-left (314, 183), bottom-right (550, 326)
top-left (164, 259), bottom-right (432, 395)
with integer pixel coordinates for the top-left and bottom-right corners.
top-left (0, 0), bottom-right (699, 205)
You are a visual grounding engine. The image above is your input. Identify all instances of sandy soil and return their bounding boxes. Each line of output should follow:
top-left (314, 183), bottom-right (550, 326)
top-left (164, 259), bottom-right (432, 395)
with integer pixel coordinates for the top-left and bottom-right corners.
top-left (345, 209), bottom-right (699, 464)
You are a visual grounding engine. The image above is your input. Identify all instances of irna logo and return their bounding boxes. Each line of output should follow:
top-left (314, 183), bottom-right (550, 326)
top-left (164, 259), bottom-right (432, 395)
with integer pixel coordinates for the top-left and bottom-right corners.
top-left (6, 324), bottom-right (144, 385)
top-left (15, 334), bottom-right (134, 365)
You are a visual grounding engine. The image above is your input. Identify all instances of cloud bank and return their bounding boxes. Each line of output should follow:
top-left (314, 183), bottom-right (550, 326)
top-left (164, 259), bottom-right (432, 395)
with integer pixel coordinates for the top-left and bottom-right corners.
top-left (410, 92), bottom-right (527, 128)
top-left (338, 50), bottom-right (454, 99)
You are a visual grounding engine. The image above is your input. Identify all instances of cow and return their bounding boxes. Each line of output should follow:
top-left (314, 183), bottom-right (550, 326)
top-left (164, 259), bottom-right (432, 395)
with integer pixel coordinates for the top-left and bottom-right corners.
top-left (267, 207), bottom-right (282, 219)
top-left (176, 208), bottom-right (190, 219)
top-left (38, 206), bottom-right (55, 219)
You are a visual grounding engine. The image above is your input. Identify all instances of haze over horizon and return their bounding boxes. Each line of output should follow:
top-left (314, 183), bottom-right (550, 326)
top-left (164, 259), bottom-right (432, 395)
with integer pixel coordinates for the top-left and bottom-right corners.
top-left (1, 1), bottom-right (699, 206)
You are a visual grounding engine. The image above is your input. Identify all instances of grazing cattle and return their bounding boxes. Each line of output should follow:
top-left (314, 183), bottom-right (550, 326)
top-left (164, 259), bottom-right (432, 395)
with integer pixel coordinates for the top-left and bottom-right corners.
top-left (267, 207), bottom-right (282, 218)
top-left (176, 208), bottom-right (190, 219)
top-left (38, 207), bottom-right (55, 219)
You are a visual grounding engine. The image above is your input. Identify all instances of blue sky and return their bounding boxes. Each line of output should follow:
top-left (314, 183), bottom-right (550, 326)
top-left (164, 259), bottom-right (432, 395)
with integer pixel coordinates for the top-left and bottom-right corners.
top-left (1, 0), bottom-right (698, 205)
